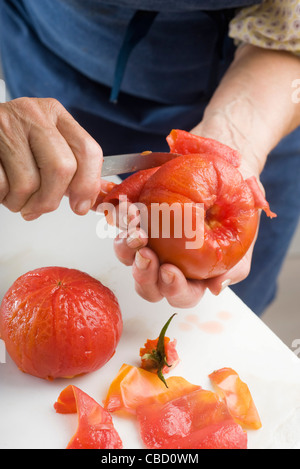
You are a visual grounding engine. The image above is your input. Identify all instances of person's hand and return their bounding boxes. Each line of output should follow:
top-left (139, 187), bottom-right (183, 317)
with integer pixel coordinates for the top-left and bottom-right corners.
top-left (113, 227), bottom-right (257, 308)
top-left (0, 97), bottom-right (104, 220)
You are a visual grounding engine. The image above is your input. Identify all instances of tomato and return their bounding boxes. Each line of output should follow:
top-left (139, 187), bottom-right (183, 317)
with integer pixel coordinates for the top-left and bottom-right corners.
top-left (103, 364), bottom-right (201, 416)
top-left (136, 389), bottom-right (247, 449)
top-left (209, 367), bottom-right (262, 430)
top-left (54, 385), bottom-right (123, 449)
top-left (0, 267), bottom-right (123, 380)
top-left (140, 314), bottom-right (180, 386)
top-left (102, 130), bottom-right (276, 280)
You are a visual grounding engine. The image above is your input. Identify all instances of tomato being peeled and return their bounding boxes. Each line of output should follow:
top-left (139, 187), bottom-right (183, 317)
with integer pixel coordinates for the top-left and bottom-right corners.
top-left (0, 267), bottom-right (123, 380)
top-left (102, 130), bottom-right (276, 280)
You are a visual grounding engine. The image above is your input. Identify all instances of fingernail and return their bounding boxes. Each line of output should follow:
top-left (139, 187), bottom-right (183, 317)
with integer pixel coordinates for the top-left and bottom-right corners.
top-left (22, 213), bottom-right (41, 221)
top-left (75, 200), bottom-right (91, 215)
top-left (160, 269), bottom-right (175, 285)
top-left (219, 279), bottom-right (231, 293)
top-left (127, 232), bottom-right (144, 249)
top-left (135, 250), bottom-right (150, 270)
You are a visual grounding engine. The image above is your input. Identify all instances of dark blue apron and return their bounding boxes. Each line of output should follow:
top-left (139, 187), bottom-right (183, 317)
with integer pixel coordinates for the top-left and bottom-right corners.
top-left (0, 0), bottom-right (262, 154)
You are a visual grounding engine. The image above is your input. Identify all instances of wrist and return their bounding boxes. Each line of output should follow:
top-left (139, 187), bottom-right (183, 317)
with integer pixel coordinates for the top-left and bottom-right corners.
top-left (191, 108), bottom-right (267, 180)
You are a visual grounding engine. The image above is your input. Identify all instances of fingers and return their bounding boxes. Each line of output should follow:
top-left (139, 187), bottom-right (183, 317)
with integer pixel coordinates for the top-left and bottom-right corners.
top-left (0, 163), bottom-right (9, 204)
top-left (0, 145), bottom-right (40, 214)
top-left (114, 229), bottom-right (148, 266)
top-left (133, 248), bottom-right (164, 303)
top-left (132, 248), bottom-right (206, 307)
top-left (115, 231), bottom-right (206, 308)
top-left (206, 239), bottom-right (256, 295)
top-left (0, 98), bottom-right (104, 219)
top-left (20, 126), bottom-right (77, 220)
top-left (56, 107), bottom-right (103, 215)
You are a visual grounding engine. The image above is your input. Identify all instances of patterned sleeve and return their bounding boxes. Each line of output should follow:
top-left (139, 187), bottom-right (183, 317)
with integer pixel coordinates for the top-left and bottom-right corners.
top-left (229, 0), bottom-right (300, 55)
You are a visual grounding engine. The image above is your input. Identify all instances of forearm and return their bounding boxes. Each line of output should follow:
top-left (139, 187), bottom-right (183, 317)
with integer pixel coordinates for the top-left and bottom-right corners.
top-left (192, 45), bottom-right (300, 177)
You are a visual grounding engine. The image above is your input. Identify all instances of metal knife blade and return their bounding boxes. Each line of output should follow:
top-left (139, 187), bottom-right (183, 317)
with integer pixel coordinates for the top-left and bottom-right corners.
top-left (101, 152), bottom-right (180, 177)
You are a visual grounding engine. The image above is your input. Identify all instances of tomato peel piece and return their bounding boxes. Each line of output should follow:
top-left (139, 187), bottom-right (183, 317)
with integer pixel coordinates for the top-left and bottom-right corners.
top-left (136, 388), bottom-right (247, 449)
top-left (246, 176), bottom-right (277, 218)
top-left (166, 129), bottom-right (242, 168)
top-left (209, 367), bottom-right (262, 430)
top-left (103, 364), bottom-right (201, 416)
top-left (54, 385), bottom-right (123, 449)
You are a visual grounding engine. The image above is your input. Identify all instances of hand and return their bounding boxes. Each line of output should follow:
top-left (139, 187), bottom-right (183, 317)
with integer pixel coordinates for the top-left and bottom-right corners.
top-left (114, 227), bottom-right (257, 308)
top-left (0, 97), bottom-right (104, 220)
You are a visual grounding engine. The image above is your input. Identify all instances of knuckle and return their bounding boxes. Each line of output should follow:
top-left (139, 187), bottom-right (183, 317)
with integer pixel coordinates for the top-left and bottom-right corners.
top-left (167, 295), bottom-right (199, 309)
top-left (134, 283), bottom-right (162, 303)
top-left (44, 97), bottom-right (62, 113)
top-left (26, 194), bottom-right (60, 214)
top-left (14, 178), bottom-right (40, 199)
top-left (78, 136), bottom-right (103, 160)
top-left (73, 178), bottom-right (101, 198)
top-left (51, 156), bottom-right (77, 179)
top-left (10, 97), bottom-right (40, 118)
top-left (40, 201), bottom-right (60, 214)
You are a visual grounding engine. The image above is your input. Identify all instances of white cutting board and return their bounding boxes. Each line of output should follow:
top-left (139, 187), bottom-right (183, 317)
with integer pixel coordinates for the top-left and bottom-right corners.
top-left (0, 194), bottom-right (300, 450)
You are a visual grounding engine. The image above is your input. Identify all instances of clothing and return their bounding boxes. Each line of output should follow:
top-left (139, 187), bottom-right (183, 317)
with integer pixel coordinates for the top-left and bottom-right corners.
top-left (231, 126), bottom-right (300, 315)
top-left (0, 0), bottom-right (299, 317)
top-left (230, 0), bottom-right (300, 55)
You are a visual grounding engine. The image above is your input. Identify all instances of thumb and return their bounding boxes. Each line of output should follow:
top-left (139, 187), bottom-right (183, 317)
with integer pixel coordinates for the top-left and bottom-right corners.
top-left (206, 238), bottom-right (256, 296)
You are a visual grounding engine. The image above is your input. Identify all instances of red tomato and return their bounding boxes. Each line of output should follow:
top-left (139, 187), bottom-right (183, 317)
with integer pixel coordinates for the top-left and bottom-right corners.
top-left (103, 130), bottom-right (276, 280)
top-left (137, 389), bottom-right (247, 449)
top-left (54, 385), bottom-right (123, 449)
top-left (209, 367), bottom-right (262, 430)
top-left (0, 267), bottom-right (123, 379)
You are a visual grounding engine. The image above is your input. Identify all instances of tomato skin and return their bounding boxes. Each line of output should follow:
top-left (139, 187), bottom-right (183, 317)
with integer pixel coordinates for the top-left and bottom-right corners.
top-left (103, 364), bottom-right (201, 415)
top-left (104, 167), bottom-right (159, 206)
top-left (54, 385), bottom-right (123, 449)
top-left (209, 368), bottom-right (262, 430)
top-left (0, 267), bottom-right (123, 380)
top-left (166, 129), bottom-right (241, 167)
top-left (136, 389), bottom-right (247, 449)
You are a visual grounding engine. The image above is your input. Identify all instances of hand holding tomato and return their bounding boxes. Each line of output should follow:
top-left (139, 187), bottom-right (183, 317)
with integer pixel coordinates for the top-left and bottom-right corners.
top-left (110, 129), bottom-right (275, 308)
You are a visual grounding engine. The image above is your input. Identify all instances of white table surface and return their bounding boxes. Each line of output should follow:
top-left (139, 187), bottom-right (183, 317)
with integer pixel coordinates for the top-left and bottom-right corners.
top-left (0, 195), bottom-right (300, 450)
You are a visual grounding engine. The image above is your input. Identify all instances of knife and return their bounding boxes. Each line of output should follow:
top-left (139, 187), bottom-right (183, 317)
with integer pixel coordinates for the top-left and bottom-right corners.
top-left (101, 151), bottom-right (180, 177)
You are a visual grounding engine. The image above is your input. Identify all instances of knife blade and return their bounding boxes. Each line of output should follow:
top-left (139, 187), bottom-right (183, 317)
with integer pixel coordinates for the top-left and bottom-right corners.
top-left (101, 152), bottom-right (180, 177)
